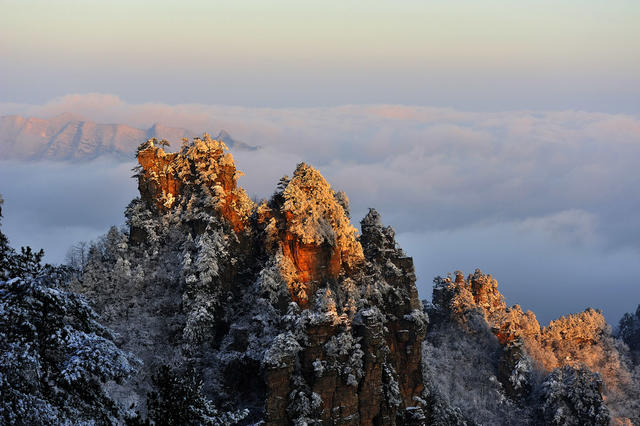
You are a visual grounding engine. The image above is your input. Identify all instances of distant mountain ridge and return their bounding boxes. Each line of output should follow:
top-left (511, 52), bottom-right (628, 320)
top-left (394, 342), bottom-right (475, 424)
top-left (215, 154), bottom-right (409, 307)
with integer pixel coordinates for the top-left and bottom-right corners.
top-left (0, 113), bottom-right (255, 161)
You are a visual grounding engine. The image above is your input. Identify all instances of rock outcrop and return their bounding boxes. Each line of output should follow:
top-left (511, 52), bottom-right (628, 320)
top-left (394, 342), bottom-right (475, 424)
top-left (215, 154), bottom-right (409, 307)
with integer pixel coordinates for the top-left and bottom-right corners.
top-left (135, 136), bottom-right (254, 232)
top-left (260, 205), bottom-right (427, 425)
top-left (73, 135), bottom-right (428, 425)
top-left (427, 269), bottom-right (638, 424)
top-left (256, 163), bottom-right (364, 305)
top-left (432, 269), bottom-right (622, 378)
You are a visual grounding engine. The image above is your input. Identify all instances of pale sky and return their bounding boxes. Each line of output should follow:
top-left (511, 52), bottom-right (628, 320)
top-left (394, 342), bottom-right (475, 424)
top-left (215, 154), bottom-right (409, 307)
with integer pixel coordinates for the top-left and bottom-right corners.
top-left (2, 0), bottom-right (639, 110)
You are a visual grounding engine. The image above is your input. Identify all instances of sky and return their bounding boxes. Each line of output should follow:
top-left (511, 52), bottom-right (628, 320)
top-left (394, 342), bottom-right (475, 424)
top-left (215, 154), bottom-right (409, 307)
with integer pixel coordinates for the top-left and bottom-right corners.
top-left (1, 1), bottom-right (639, 325)
top-left (1, 1), bottom-right (639, 111)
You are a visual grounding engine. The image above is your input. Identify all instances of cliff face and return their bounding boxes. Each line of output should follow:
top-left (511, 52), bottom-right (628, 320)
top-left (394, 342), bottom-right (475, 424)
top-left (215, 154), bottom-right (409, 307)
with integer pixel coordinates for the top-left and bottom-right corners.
top-left (74, 135), bottom-right (428, 424)
top-left (256, 163), bottom-right (364, 306)
top-left (135, 136), bottom-right (253, 232)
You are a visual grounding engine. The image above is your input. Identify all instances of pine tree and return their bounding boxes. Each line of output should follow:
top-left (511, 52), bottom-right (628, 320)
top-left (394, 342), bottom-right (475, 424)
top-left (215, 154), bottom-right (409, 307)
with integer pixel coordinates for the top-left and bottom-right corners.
top-left (0, 194), bottom-right (137, 424)
top-left (143, 365), bottom-right (248, 426)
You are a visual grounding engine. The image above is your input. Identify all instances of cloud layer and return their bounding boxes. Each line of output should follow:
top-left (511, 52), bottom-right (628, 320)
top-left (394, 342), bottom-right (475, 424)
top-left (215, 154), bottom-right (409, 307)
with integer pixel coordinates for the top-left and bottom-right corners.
top-left (1, 94), bottom-right (639, 324)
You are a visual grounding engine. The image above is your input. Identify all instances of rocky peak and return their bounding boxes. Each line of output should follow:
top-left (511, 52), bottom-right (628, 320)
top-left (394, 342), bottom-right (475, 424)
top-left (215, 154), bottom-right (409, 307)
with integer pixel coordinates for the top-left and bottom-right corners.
top-left (135, 135), bottom-right (254, 233)
top-left (360, 208), bottom-right (397, 261)
top-left (431, 269), bottom-right (630, 402)
top-left (467, 269), bottom-right (506, 314)
top-left (543, 308), bottom-right (608, 347)
top-left (214, 129), bottom-right (257, 151)
top-left (48, 112), bottom-right (85, 126)
top-left (432, 269), bottom-right (535, 341)
top-left (258, 162), bottom-right (364, 307)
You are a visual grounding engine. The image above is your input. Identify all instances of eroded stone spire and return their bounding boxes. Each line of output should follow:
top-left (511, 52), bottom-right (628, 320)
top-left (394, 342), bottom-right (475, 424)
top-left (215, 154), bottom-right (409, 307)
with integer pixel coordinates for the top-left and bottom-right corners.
top-left (135, 134), bottom-right (254, 233)
top-left (257, 162), bottom-right (364, 306)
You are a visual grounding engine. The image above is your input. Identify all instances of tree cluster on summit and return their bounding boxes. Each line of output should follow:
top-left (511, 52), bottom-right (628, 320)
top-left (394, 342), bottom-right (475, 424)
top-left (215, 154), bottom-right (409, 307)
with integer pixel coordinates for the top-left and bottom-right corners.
top-left (1, 136), bottom-right (640, 425)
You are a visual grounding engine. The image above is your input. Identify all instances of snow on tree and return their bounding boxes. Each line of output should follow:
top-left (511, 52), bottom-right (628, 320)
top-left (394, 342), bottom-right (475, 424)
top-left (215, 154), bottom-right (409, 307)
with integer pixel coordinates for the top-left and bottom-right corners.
top-left (277, 162), bottom-right (363, 264)
top-left (263, 332), bottom-right (302, 369)
top-left (422, 308), bottom-right (533, 425)
top-left (65, 241), bottom-right (90, 274)
top-left (1, 196), bottom-right (47, 282)
top-left (135, 134), bottom-right (255, 227)
top-left (182, 229), bottom-right (228, 346)
top-left (0, 200), bottom-right (137, 424)
top-left (136, 365), bottom-right (248, 426)
top-left (425, 268), bottom-right (640, 424)
top-left (538, 366), bottom-right (610, 425)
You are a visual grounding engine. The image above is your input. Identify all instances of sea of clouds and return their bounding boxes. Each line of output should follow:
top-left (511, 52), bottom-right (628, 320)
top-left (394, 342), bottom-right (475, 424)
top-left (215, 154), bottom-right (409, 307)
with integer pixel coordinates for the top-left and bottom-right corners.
top-left (1, 94), bottom-right (639, 324)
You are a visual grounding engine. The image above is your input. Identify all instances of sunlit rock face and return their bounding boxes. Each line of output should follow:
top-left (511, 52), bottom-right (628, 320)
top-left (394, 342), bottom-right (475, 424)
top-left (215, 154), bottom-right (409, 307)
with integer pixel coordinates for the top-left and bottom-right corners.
top-left (74, 136), bottom-right (429, 425)
top-left (428, 269), bottom-right (638, 424)
top-left (434, 270), bottom-right (613, 374)
top-left (136, 136), bottom-right (254, 233)
top-left (256, 162), bottom-right (364, 307)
